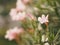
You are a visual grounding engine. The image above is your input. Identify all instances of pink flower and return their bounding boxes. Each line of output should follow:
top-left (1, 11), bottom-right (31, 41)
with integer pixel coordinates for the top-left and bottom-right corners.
top-left (15, 12), bottom-right (26, 21)
top-left (38, 14), bottom-right (49, 24)
top-left (9, 8), bottom-right (26, 21)
top-left (5, 27), bottom-right (24, 41)
top-left (16, 0), bottom-right (26, 11)
top-left (9, 0), bottom-right (27, 21)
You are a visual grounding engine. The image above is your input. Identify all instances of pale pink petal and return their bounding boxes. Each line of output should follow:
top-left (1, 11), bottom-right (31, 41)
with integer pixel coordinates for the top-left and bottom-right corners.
top-left (9, 8), bottom-right (17, 16)
top-left (10, 11), bottom-right (26, 21)
top-left (11, 16), bottom-right (17, 20)
top-left (9, 8), bottom-right (18, 21)
top-left (16, 12), bottom-right (26, 21)
top-left (46, 15), bottom-right (48, 19)
top-left (38, 17), bottom-right (41, 22)
top-left (45, 15), bottom-right (49, 22)
top-left (38, 17), bottom-right (44, 24)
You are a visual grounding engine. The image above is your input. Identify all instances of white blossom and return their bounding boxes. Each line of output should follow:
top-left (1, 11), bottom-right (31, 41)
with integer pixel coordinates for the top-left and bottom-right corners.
top-left (38, 14), bottom-right (49, 24)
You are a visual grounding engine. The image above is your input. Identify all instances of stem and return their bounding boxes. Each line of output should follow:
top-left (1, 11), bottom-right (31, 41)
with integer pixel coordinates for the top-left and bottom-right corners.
top-left (15, 37), bottom-right (21, 45)
top-left (45, 23), bottom-right (49, 38)
top-left (16, 37), bottom-right (23, 45)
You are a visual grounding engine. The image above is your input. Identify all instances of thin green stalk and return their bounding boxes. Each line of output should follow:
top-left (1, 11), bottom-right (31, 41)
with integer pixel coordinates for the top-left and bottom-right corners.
top-left (53, 30), bottom-right (60, 42)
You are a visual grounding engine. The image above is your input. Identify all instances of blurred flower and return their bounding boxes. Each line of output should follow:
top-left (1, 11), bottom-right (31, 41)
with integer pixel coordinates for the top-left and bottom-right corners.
top-left (44, 43), bottom-right (49, 45)
top-left (9, 8), bottom-right (26, 21)
top-left (41, 35), bottom-right (48, 42)
top-left (15, 12), bottom-right (26, 21)
top-left (38, 14), bottom-right (49, 24)
top-left (16, 0), bottom-right (26, 11)
top-left (5, 27), bottom-right (24, 41)
top-left (9, 0), bottom-right (27, 21)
